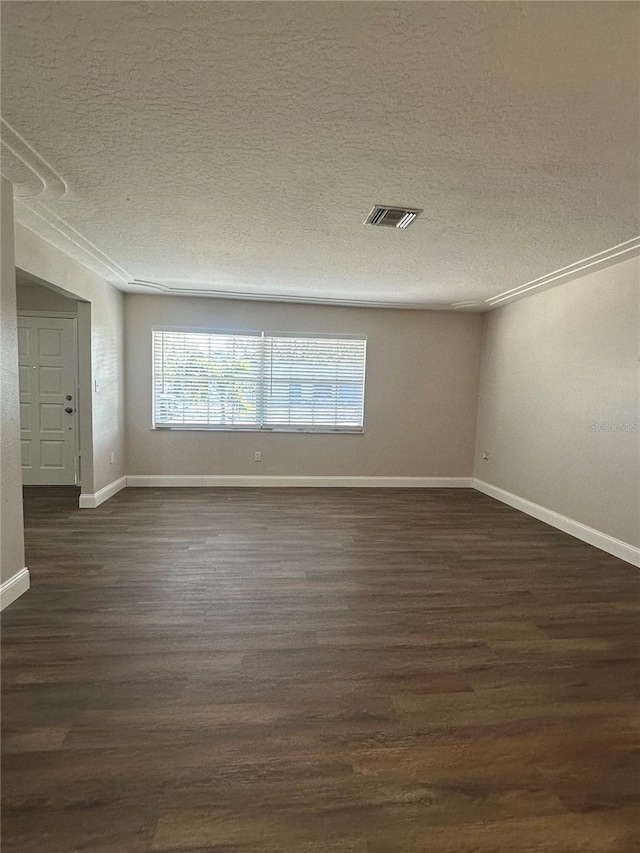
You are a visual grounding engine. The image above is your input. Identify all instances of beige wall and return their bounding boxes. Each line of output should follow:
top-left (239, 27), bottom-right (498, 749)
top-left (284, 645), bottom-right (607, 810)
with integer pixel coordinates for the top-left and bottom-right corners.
top-left (1, 178), bottom-right (26, 584)
top-left (474, 256), bottom-right (640, 547)
top-left (14, 226), bottom-right (125, 494)
top-left (17, 280), bottom-right (78, 314)
top-left (125, 294), bottom-right (483, 477)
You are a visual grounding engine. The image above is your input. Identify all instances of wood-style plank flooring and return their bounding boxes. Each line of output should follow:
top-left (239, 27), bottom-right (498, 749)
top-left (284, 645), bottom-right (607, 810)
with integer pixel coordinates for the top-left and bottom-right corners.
top-left (2, 486), bottom-right (639, 852)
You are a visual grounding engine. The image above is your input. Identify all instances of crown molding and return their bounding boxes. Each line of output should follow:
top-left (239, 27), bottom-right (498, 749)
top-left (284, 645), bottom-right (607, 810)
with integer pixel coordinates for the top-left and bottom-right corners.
top-left (2, 116), bottom-right (132, 284)
top-left (1, 117), bottom-right (67, 201)
top-left (486, 236), bottom-right (640, 307)
top-left (451, 301), bottom-right (480, 310)
top-left (128, 279), bottom-right (459, 312)
top-left (17, 200), bottom-right (132, 284)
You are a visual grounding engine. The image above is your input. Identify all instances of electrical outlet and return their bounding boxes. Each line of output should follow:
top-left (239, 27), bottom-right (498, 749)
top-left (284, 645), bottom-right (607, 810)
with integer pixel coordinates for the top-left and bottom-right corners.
top-left (482, 451), bottom-right (490, 461)
top-left (110, 452), bottom-right (115, 464)
top-left (254, 451), bottom-right (262, 462)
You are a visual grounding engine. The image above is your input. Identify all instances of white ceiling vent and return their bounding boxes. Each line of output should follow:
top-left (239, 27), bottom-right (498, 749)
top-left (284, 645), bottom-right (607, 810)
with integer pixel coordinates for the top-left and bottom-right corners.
top-left (364, 205), bottom-right (422, 229)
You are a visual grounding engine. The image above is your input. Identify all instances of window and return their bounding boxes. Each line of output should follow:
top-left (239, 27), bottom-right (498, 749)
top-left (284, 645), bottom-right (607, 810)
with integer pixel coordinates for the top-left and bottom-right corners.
top-left (153, 329), bottom-right (366, 432)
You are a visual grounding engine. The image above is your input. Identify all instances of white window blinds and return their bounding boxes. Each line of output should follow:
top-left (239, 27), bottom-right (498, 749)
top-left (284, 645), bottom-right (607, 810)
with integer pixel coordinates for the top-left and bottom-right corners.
top-left (153, 331), bottom-right (262, 428)
top-left (153, 330), bottom-right (366, 432)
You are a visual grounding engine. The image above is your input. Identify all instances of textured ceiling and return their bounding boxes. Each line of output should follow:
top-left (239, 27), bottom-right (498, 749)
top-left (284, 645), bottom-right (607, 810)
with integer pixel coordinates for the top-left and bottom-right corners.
top-left (1, 1), bottom-right (639, 309)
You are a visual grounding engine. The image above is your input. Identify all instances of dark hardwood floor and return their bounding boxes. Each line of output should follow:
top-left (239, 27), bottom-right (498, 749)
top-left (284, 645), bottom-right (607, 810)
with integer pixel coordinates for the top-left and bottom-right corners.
top-left (2, 485), bottom-right (639, 852)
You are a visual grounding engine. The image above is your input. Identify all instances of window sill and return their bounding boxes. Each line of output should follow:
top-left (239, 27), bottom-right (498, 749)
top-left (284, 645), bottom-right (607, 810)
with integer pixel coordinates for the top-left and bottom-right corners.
top-left (152, 426), bottom-right (364, 435)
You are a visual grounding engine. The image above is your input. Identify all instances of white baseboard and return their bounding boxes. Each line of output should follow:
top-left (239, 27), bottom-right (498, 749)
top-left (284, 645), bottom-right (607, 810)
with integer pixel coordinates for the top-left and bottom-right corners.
top-left (0, 568), bottom-right (30, 610)
top-left (473, 479), bottom-right (640, 568)
top-left (126, 475), bottom-right (474, 489)
top-left (79, 475), bottom-right (127, 508)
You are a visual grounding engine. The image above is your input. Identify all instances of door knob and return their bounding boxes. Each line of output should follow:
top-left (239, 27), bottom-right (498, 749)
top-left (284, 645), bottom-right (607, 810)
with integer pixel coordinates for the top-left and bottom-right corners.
top-left (65, 407), bottom-right (74, 414)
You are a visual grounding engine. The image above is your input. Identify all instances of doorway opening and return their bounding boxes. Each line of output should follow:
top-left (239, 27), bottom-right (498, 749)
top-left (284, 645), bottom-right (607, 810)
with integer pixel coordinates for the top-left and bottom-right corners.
top-left (16, 273), bottom-right (89, 492)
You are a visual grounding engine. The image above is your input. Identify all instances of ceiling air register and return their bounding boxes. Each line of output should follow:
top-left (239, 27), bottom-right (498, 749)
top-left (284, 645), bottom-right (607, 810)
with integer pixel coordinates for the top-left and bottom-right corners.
top-left (364, 205), bottom-right (422, 229)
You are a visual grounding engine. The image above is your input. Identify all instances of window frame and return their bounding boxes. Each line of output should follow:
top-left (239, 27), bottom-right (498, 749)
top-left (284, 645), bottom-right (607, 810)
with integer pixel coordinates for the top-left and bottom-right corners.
top-left (151, 327), bottom-right (367, 434)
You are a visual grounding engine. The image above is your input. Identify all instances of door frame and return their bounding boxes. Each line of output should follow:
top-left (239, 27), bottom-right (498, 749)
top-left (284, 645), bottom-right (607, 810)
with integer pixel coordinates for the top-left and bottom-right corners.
top-left (18, 310), bottom-right (81, 486)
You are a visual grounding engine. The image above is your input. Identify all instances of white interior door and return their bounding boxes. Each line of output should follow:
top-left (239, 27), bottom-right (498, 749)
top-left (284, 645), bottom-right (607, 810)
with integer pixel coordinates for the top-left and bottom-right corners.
top-left (18, 315), bottom-right (78, 486)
